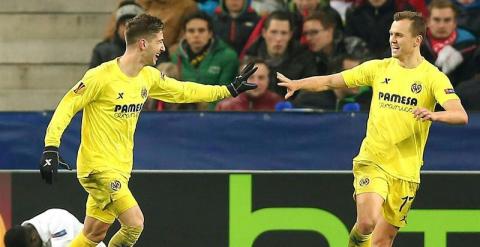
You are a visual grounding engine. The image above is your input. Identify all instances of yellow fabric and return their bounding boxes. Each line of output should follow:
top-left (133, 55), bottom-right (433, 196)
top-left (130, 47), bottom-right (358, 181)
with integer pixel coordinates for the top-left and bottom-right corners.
top-left (353, 162), bottom-right (419, 227)
top-left (69, 231), bottom-right (98, 247)
top-left (108, 225), bottom-right (143, 247)
top-left (79, 172), bottom-right (138, 224)
top-left (0, 214), bottom-right (5, 247)
top-left (348, 224), bottom-right (372, 247)
top-left (44, 59), bottom-right (231, 178)
top-left (341, 58), bottom-right (459, 182)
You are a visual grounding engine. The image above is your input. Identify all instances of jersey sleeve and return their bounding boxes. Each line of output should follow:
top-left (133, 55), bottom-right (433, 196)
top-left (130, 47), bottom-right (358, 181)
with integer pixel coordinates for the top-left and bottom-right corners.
top-left (341, 60), bottom-right (381, 88)
top-left (44, 69), bottom-right (103, 147)
top-left (431, 71), bottom-right (460, 106)
top-left (148, 68), bottom-right (231, 103)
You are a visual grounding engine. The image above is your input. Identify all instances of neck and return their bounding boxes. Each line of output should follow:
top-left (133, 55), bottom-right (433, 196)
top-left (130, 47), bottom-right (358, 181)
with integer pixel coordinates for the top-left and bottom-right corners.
top-left (118, 48), bottom-right (144, 77)
top-left (321, 43), bottom-right (333, 55)
top-left (397, 51), bottom-right (423, 69)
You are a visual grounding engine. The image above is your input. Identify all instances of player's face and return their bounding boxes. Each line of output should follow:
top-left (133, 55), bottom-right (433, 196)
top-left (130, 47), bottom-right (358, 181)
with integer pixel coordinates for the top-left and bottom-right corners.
top-left (225, 0), bottom-right (244, 13)
top-left (389, 19), bottom-right (418, 59)
top-left (428, 8), bottom-right (457, 39)
top-left (262, 20), bottom-right (292, 57)
top-left (185, 19), bottom-right (213, 53)
top-left (245, 63), bottom-right (270, 98)
top-left (142, 31), bottom-right (165, 66)
top-left (303, 20), bottom-right (334, 53)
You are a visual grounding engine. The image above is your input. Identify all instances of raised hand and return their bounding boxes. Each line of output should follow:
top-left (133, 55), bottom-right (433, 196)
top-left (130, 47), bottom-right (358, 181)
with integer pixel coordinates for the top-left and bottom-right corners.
top-left (227, 62), bottom-right (258, 97)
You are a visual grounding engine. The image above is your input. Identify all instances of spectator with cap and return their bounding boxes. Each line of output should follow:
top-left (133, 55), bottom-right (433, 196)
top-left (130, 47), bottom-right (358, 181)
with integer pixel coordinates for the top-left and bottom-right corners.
top-left (89, 0), bottom-right (169, 68)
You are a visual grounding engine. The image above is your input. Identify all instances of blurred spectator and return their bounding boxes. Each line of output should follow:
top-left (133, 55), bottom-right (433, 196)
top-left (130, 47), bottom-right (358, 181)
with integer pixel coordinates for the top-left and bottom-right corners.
top-left (455, 74), bottom-right (480, 111)
top-left (244, 11), bottom-right (318, 96)
top-left (422, 0), bottom-right (478, 86)
top-left (137, 0), bottom-right (199, 54)
top-left (216, 58), bottom-right (282, 110)
top-left (345, 0), bottom-right (412, 58)
top-left (213, 0), bottom-right (261, 54)
top-left (288, 0), bottom-right (344, 41)
top-left (334, 47), bottom-right (372, 111)
top-left (303, 10), bottom-right (367, 74)
top-left (330, 0), bottom-right (355, 22)
top-left (89, 1), bottom-right (169, 68)
top-left (197, 0), bottom-right (220, 15)
top-left (455, 0), bottom-right (480, 37)
top-left (171, 11), bottom-right (239, 109)
top-left (294, 10), bottom-right (370, 110)
top-left (251, 0), bottom-right (287, 16)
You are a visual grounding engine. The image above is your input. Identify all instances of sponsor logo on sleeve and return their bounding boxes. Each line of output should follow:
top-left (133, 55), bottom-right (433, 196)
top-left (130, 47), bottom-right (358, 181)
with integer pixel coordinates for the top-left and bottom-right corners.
top-left (141, 87), bottom-right (148, 99)
top-left (444, 88), bottom-right (455, 94)
top-left (73, 82), bottom-right (86, 95)
top-left (52, 229), bottom-right (67, 238)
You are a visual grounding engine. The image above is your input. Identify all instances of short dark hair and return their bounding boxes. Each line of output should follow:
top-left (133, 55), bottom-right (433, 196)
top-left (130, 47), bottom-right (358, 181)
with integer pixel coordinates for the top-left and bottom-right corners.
top-left (125, 14), bottom-right (164, 45)
top-left (428, 0), bottom-right (459, 18)
top-left (264, 11), bottom-right (293, 31)
top-left (304, 10), bottom-right (337, 30)
top-left (4, 226), bottom-right (31, 247)
top-left (182, 11), bottom-right (214, 31)
top-left (393, 11), bottom-right (426, 39)
top-left (241, 57), bottom-right (268, 69)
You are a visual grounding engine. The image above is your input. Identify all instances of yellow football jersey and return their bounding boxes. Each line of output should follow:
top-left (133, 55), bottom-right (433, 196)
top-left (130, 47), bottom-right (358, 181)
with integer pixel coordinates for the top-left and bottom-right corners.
top-left (341, 58), bottom-right (459, 182)
top-left (45, 59), bottom-right (231, 178)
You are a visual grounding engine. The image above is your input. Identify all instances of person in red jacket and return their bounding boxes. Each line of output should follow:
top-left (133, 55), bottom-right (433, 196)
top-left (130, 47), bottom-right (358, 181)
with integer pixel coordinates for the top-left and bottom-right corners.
top-left (216, 58), bottom-right (282, 111)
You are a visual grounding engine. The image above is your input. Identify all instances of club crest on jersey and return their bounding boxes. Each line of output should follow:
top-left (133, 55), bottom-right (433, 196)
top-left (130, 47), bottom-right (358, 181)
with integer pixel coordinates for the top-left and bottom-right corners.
top-left (359, 177), bottom-right (370, 187)
top-left (141, 87), bottom-right (147, 99)
top-left (73, 82), bottom-right (86, 94)
top-left (411, 82), bottom-right (422, 94)
top-left (111, 180), bottom-right (121, 191)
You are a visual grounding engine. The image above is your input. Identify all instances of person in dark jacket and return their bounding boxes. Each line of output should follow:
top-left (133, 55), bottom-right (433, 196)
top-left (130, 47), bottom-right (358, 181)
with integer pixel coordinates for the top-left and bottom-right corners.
top-left (213, 0), bottom-right (261, 54)
top-left (289, 0), bottom-right (344, 42)
top-left (345, 0), bottom-right (412, 58)
top-left (89, 0), bottom-right (168, 68)
top-left (244, 10), bottom-right (318, 96)
top-left (421, 0), bottom-right (478, 86)
top-left (294, 10), bottom-right (370, 110)
top-left (455, 0), bottom-right (480, 37)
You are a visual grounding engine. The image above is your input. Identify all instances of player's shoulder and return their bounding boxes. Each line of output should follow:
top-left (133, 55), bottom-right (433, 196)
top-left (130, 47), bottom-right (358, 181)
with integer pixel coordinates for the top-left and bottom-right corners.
top-left (420, 59), bottom-right (449, 80)
top-left (85, 60), bottom-right (116, 77)
top-left (362, 58), bottom-right (390, 66)
top-left (41, 208), bottom-right (74, 218)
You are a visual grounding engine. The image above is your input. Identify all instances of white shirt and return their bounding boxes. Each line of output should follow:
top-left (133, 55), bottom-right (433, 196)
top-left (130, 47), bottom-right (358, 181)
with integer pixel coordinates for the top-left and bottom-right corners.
top-left (22, 209), bottom-right (106, 247)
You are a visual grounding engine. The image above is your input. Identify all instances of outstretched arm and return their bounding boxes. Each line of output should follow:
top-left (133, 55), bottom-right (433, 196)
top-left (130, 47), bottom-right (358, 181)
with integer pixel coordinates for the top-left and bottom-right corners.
top-left (413, 99), bottom-right (468, 125)
top-left (277, 73), bottom-right (348, 99)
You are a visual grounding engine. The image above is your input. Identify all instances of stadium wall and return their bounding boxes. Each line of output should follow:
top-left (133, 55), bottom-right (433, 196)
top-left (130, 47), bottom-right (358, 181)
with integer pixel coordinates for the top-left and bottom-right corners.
top-left (0, 172), bottom-right (479, 247)
top-left (0, 112), bottom-right (479, 170)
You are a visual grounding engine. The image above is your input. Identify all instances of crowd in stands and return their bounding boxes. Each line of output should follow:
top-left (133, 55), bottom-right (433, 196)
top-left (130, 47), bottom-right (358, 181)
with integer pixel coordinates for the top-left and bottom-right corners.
top-left (91, 0), bottom-right (480, 112)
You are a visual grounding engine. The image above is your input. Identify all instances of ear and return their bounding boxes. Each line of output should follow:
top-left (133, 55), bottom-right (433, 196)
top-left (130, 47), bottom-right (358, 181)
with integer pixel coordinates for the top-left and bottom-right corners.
top-left (139, 39), bottom-right (148, 50)
top-left (414, 35), bottom-right (422, 47)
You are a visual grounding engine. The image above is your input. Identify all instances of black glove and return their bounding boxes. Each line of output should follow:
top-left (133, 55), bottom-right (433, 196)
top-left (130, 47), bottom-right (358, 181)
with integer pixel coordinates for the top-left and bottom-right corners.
top-left (39, 146), bottom-right (71, 184)
top-left (226, 62), bottom-right (258, 97)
